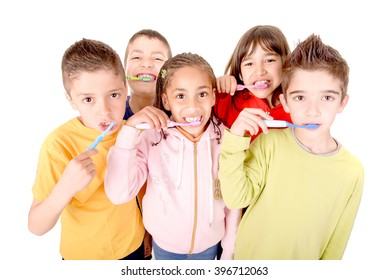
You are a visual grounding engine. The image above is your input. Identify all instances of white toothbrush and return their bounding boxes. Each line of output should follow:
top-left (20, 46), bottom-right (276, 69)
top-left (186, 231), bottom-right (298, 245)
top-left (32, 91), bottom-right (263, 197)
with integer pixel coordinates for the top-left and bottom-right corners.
top-left (264, 120), bottom-right (318, 129)
top-left (135, 120), bottom-right (201, 130)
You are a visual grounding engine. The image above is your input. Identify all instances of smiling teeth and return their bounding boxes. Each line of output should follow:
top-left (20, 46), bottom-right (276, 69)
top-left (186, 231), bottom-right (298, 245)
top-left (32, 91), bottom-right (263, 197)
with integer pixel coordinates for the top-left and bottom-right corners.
top-left (138, 74), bottom-right (153, 80)
top-left (184, 117), bottom-right (201, 123)
top-left (255, 80), bottom-right (267, 85)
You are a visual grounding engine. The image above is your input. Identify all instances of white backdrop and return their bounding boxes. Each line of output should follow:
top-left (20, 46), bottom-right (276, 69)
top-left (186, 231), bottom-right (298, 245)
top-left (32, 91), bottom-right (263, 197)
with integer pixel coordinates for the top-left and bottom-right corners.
top-left (1, 0), bottom-right (387, 279)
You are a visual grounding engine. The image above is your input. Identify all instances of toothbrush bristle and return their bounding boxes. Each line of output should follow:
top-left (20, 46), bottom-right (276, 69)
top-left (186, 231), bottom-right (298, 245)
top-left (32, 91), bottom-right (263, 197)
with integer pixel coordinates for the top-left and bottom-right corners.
top-left (190, 121), bottom-right (201, 126)
top-left (306, 124), bottom-right (319, 129)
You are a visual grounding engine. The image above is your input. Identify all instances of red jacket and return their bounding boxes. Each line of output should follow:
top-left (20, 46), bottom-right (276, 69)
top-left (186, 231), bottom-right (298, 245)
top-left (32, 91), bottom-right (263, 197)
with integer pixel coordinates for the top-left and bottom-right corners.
top-left (215, 89), bottom-right (292, 141)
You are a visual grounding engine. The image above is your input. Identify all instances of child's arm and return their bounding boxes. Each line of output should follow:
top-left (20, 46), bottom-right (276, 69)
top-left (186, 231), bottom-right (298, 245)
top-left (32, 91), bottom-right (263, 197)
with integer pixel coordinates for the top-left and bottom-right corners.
top-left (105, 106), bottom-right (169, 205)
top-left (219, 108), bottom-right (272, 209)
top-left (220, 208), bottom-right (241, 260)
top-left (28, 149), bottom-right (98, 235)
top-left (216, 75), bottom-right (237, 96)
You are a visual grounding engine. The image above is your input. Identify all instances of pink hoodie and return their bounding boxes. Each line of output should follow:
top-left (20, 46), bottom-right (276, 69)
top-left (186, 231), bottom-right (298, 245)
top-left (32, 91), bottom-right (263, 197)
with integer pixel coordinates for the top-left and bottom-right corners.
top-left (105, 121), bottom-right (240, 259)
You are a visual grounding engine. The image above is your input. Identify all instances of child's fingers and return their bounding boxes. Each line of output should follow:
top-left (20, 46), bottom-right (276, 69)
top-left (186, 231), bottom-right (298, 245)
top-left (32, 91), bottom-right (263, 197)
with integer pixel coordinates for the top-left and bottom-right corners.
top-left (126, 106), bottom-right (169, 130)
top-left (77, 149), bottom-right (99, 159)
top-left (243, 108), bottom-right (273, 120)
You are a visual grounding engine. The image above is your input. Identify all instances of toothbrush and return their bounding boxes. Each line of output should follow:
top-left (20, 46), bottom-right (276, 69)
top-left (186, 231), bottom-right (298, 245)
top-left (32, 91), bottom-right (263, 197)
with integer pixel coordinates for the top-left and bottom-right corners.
top-left (86, 122), bottom-right (115, 150)
top-left (126, 76), bottom-right (153, 81)
top-left (236, 83), bottom-right (267, 91)
top-left (264, 120), bottom-right (318, 129)
top-left (135, 120), bottom-right (201, 130)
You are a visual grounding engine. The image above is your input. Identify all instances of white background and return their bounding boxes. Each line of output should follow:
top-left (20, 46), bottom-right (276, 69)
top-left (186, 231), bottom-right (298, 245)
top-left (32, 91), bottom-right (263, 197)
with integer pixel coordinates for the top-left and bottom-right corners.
top-left (1, 0), bottom-right (387, 279)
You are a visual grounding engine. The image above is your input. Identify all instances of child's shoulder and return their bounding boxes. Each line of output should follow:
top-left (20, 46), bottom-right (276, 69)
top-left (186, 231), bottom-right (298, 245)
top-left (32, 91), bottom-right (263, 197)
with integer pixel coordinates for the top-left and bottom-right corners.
top-left (339, 145), bottom-right (364, 172)
top-left (42, 118), bottom-right (86, 151)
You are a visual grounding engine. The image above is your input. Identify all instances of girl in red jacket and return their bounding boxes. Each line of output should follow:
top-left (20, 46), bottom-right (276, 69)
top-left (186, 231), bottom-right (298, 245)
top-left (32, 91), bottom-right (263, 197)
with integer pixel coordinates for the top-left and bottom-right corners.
top-left (215, 25), bottom-right (292, 141)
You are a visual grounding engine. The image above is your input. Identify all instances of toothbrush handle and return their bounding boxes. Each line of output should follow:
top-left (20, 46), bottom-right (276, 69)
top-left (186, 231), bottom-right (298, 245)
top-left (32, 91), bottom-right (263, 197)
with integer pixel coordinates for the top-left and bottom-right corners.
top-left (87, 136), bottom-right (103, 150)
top-left (135, 123), bottom-right (152, 129)
top-left (236, 84), bottom-right (245, 91)
top-left (135, 122), bottom-right (177, 130)
top-left (264, 120), bottom-right (287, 128)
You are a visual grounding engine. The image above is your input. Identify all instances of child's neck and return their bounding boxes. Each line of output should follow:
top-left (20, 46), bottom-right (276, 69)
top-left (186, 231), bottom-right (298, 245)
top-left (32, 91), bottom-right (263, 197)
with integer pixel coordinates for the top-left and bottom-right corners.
top-left (129, 95), bottom-right (155, 114)
top-left (292, 129), bottom-right (339, 155)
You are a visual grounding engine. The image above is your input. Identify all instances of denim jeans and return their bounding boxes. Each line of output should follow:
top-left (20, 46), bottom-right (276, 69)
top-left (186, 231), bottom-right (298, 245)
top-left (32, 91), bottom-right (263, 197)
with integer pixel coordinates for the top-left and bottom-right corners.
top-left (152, 240), bottom-right (219, 260)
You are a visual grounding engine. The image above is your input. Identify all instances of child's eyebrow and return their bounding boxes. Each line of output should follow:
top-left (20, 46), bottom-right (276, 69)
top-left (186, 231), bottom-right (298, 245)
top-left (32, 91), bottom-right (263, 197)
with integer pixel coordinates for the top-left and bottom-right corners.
top-left (172, 85), bottom-right (211, 92)
top-left (288, 89), bottom-right (340, 95)
top-left (129, 49), bottom-right (167, 57)
top-left (242, 52), bottom-right (278, 62)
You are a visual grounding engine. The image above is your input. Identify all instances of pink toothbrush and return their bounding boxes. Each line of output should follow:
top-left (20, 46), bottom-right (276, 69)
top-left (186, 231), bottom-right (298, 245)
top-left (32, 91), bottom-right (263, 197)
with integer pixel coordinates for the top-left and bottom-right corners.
top-left (236, 83), bottom-right (267, 91)
top-left (135, 120), bottom-right (201, 129)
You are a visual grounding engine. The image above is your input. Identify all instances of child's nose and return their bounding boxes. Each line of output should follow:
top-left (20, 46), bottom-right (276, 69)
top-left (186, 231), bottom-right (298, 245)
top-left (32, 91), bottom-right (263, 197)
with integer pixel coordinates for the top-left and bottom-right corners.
top-left (97, 100), bottom-right (111, 115)
top-left (305, 101), bottom-right (320, 117)
top-left (141, 58), bottom-right (154, 68)
top-left (255, 63), bottom-right (266, 76)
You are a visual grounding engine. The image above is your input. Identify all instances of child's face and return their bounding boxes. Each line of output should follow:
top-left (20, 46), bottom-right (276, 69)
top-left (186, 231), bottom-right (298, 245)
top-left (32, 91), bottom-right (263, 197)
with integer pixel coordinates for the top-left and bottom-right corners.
top-left (240, 45), bottom-right (283, 101)
top-left (280, 69), bottom-right (348, 134)
top-left (126, 36), bottom-right (170, 97)
top-left (162, 66), bottom-right (215, 138)
top-left (66, 69), bottom-right (127, 133)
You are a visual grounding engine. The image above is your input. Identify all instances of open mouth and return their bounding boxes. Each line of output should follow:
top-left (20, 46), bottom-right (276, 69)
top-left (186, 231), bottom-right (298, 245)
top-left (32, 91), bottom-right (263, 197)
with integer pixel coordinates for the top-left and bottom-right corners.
top-left (184, 116), bottom-right (202, 123)
top-left (137, 74), bottom-right (155, 81)
top-left (100, 121), bottom-right (115, 131)
top-left (254, 80), bottom-right (269, 89)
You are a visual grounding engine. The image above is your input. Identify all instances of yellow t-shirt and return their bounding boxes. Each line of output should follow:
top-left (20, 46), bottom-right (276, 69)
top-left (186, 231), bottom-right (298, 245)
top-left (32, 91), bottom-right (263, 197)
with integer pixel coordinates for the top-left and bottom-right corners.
top-left (32, 118), bottom-right (144, 259)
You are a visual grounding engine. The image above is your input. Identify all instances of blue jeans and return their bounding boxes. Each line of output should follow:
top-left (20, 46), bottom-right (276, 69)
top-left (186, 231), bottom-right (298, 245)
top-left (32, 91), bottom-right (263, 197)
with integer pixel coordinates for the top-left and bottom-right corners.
top-left (152, 240), bottom-right (219, 260)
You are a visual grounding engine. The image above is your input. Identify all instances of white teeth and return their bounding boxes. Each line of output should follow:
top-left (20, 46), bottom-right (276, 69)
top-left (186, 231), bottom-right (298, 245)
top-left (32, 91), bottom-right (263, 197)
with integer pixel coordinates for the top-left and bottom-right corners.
top-left (101, 121), bottom-right (112, 125)
top-left (138, 74), bottom-right (153, 79)
top-left (255, 80), bottom-right (267, 85)
top-left (184, 117), bottom-right (201, 123)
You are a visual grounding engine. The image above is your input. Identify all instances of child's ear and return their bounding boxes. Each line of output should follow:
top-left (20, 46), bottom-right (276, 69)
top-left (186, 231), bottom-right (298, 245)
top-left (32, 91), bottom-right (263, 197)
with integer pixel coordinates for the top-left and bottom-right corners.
top-left (337, 94), bottom-right (349, 113)
top-left (65, 92), bottom-right (78, 110)
top-left (211, 88), bottom-right (216, 106)
top-left (279, 93), bottom-right (290, 113)
top-left (162, 93), bottom-right (170, 110)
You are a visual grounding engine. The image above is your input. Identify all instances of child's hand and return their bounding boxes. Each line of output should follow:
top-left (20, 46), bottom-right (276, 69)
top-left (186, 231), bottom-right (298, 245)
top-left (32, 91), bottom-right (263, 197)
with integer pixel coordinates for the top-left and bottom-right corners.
top-left (57, 149), bottom-right (98, 196)
top-left (230, 108), bottom-right (273, 137)
top-left (125, 106), bottom-right (170, 131)
top-left (143, 230), bottom-right (152, 259)
top-left (217, 75), bottom-right (237, 96)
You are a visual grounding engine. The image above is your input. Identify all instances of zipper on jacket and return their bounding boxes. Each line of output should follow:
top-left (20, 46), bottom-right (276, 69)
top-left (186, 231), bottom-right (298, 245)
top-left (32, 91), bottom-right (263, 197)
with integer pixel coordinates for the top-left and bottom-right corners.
top-left (189, 142), bottom-right (198, 254)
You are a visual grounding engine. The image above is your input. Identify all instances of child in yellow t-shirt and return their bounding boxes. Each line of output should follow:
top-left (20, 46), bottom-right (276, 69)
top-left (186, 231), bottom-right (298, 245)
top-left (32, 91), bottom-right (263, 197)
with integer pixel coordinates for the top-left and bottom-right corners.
top-left (28, 38), bottom-right (144, 260)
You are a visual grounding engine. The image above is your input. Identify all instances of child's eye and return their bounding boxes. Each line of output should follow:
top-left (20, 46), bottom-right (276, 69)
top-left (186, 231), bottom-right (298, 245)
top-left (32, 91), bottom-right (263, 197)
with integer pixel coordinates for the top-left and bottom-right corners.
top-left (130, 56), bottom-right (140, 60)
top-left (83, 97), bottom-right (92, 103)
top-left (323, 95), bottom-right (335, 101)
top-left (176, 94), bottom-right (185, 99)
top-left (199, 92), bottom-right (208, 98)
top-left (294, 96), bottom-right (305, 101)
top-left (110, 93), bottom-right (119, 99)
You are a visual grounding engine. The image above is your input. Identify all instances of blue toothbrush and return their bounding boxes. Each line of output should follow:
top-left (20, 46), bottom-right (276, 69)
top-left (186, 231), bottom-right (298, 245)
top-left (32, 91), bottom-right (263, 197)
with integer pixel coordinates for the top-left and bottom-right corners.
top-left (264, 120), bottom-right (318, 129)
top-left (86, 122), bottom-right (115, 150)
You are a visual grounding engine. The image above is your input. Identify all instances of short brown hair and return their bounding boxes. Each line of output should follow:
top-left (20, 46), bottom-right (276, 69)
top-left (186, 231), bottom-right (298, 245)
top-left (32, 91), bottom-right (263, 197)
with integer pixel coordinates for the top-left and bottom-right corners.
top-left (282, 34), bottom-right (349, 100)
top-left (61, 38), bottom-right (125, 94)
top-left (123, 29), bottom-right (172, 68)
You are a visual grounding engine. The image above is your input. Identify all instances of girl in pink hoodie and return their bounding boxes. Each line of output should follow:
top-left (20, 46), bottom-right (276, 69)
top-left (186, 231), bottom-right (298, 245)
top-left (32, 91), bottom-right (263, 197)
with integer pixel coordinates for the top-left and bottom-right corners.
top-left (105, 53), bottom-right (240, 260)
